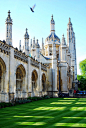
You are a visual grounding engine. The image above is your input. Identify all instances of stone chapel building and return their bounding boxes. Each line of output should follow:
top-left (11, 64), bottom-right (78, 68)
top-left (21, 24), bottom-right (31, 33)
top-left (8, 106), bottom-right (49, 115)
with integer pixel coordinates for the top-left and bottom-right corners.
top-left (0, 10), bottom-right (77, 102)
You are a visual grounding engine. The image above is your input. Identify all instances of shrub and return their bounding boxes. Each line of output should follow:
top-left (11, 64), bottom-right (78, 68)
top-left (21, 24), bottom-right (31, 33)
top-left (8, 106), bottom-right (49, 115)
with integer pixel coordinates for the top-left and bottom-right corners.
top-left (43, 95), bottom-right (50, 99)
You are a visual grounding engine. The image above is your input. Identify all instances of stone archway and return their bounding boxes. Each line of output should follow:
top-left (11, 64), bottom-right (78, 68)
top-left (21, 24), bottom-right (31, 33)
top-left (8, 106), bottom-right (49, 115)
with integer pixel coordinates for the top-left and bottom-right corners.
top-left (0, 58), bottom-right (6, 92)
top-left (32, 70), bottom-right (38, 96)
top-left (42, 73), bottom-right (46, 92)
top-left (16, 64), bottom-right (26, 98)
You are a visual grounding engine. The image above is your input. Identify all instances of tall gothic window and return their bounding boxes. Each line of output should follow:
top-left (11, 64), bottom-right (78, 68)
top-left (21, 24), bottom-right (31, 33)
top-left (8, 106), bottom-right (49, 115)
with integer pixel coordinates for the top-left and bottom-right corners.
top-left (42, 74), bottom-right (46, 91)
top-left (0, 58), bottom-right (6, 92)
top-left (16, 65), bottom-right (26, 92)
top-left (16, 67), bottom-right (23, 91)
top-left (32, 70), bottom-right (38, 92)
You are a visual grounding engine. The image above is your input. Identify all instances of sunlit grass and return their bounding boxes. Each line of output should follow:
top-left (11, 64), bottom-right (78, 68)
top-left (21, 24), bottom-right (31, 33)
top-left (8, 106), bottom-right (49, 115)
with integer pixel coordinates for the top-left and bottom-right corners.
top-left (16, 122), bottom-right (46, 125)
top-left (14, 115), bottom-right (54, 118)
top-left (34, 107), bottom-right (66, 110)
top-left (63, 117), bottom-right (86, 119)
top-left (75, 102), bottom-right (86, 104)
top-left (70, 107), bottom-right (86, 111)
top-left (51, 102), bottom-right (73, 104)
top-left (0, 98), bottom-right (86, 128)
top-left (54, 123), bottom-right (86, 127)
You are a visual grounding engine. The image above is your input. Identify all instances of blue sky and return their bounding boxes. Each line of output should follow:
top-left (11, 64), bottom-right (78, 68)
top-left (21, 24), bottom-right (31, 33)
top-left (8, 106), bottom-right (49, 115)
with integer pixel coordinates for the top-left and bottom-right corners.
top-left (0, 0), bottom-right (86, 75)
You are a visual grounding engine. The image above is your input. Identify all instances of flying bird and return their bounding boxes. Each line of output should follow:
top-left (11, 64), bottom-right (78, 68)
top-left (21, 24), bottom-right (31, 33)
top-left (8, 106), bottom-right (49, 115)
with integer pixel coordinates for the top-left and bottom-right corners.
top-left (29, 4), bottom-right (36, 12)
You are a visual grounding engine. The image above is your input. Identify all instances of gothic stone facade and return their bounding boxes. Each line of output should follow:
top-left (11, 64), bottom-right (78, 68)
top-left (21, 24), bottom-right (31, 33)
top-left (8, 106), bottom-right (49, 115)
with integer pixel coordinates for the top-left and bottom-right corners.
top-left (0, 11), bottom-right (77, 102)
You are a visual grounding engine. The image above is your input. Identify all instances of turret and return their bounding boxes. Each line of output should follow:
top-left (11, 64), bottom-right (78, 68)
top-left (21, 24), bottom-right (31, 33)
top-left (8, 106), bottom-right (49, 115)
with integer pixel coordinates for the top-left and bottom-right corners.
top-left (50, 15), bottom-right (55, 34)
top-left (32, 37), bottom-right (35, 48)
top-left (6, 10), bottom-right (13, 45)
top-left (23, 28), bottom-right (29, 55)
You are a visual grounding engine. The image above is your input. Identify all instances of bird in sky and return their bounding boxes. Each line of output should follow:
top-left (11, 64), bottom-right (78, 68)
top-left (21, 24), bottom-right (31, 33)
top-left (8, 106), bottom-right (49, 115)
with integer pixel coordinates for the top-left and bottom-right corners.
top-left (29, 4), bottom-right (36, 12)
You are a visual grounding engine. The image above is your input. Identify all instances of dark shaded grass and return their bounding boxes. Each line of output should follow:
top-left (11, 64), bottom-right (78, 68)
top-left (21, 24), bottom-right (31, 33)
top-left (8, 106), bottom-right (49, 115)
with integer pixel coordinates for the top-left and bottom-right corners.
top-left (0, 98), bottom-right (86, 128)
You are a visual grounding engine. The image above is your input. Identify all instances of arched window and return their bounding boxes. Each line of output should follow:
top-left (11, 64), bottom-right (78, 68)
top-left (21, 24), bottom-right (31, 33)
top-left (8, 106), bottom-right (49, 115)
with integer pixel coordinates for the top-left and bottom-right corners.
top-left (32, 70), bottom-right (38, 92)
top-left (0, 58), bottom-right (6, 92)
top-left (16, 65), bottom-right (26, 92)
top-left (42, 74), bottom-right (46, 91)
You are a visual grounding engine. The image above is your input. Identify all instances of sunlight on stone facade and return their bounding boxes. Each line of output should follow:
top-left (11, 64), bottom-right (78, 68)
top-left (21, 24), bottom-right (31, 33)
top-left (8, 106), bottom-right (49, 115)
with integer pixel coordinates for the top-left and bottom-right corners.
top-left (0, 10), bottom-right (78, 102)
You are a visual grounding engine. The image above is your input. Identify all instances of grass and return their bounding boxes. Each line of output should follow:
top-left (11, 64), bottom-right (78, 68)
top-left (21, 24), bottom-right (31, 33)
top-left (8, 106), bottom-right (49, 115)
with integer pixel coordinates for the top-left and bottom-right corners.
top-left (0, 98), bottom-right (86, 128)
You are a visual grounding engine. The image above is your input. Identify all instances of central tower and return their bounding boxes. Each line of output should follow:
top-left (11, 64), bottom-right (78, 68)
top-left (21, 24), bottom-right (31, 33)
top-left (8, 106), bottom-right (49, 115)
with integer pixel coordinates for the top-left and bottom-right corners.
top-left (44, 15), bottom-right (60, 58)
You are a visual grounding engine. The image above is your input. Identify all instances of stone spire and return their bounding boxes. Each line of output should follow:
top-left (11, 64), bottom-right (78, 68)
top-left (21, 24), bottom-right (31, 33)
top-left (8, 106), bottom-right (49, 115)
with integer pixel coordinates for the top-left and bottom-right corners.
top-left (36, 39), bottom-right (40, 48)
top-left (24, 28), bottom-right (29, 39)
top-left (23, 28), bottom-right (29, 55)
top-left (50, 14), bottom-right (55, 34)
top-left (68, 17), bottom-right (72, 25)
top-left (6, 10), bottom-right (13, 45)
top-left (62, 34), bottom-right (66, 45)
top-left (32, 37), bottom-right (35, 48)
top-left (61, 34), bottom-right (67, 61)
top-left (6, 10), bottom-right (12, 24)
top-left (67, 17), bottom-right (73, 51)
top-left (42, 38), bottom-right (44, 49)
top-left (36, 39), bottom-right (40, 61)
top-left (30, 39), bottom-right (32, 47)
top-left (19, 40), bottom-right (21, 51)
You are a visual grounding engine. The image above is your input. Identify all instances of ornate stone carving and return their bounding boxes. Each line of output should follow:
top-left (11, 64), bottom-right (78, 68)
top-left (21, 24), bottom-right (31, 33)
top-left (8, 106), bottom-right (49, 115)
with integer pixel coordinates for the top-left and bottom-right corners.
top-left (0, 41), bottom-right (10, 55)
top-left (41, 64), bottom-right (47, 71)
top-left (14, 50), bottom-right (28, 63)
top-left (30, 59), bottom-right (39, 68)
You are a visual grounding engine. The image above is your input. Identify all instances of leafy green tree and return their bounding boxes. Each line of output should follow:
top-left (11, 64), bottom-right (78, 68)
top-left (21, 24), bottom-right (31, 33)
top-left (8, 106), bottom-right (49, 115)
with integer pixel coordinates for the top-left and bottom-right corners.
top-left (77, 59), bottom-right (86, 90)
top-left (77, 75), bottom-right (86, 90)
top-left (79, 59), bottom-right (86, 78)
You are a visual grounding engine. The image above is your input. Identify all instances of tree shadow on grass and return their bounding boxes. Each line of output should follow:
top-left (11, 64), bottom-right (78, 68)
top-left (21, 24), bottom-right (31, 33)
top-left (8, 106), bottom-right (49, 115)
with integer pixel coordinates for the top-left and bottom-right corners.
top-left (0, 98), bottom-right (86, 128)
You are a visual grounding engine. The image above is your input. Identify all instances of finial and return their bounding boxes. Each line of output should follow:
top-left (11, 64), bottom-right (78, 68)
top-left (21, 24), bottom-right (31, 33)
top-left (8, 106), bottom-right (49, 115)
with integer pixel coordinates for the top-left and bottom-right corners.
top-left (26, 28), bottom-right (28, 33)
top-left (51, 14), bottom-right (53, 20)
top-left (8, 10), bottom-right (11, 17)
top-left (62, 34), bottom-right (64, 37)
top-left (69, 17), bottom-right (71, 23)
top-left (19, 40), bottom-right (21, 51)
top-left (36, 39), bottom-right (38, 44)
top-left (42, 38), bottom-right (44, 44)
top-left (19, 40), bottom-right (21, 45)
top-left (62, 34), bottom-right (66, 45)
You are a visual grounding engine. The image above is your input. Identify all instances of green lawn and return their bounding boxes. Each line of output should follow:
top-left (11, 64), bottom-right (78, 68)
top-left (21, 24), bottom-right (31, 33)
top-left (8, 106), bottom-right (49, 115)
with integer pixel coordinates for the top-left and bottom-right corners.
top-left (0, 98), bottom-right (86, 128)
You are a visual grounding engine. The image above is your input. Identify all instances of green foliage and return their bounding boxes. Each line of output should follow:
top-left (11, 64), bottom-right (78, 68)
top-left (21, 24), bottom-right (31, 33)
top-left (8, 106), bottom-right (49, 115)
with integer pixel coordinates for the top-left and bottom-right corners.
top-left (0, 102), bottom-right (12, 108)
top-left (77, 75), bottom-right (86, 90)
top-left (0, 96), bottom-right (50, 109)
top-left (79, 59), bottom-right (86, 78)
top-left (77, 59), bottom-right (86, 90)
top-left (27, 96), bottom-right (50, 101)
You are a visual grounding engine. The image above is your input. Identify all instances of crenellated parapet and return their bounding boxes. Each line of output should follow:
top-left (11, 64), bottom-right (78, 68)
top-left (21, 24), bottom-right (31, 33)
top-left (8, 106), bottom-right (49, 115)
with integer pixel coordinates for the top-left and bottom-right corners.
top-left (41, 64), bottom-right (47, 72)
top-left (14, 49), bottom-right (28, 63)
top-left (0, 40), bottom-right (10, 55)
top-left (30, 58), bottom-right (39, 68)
